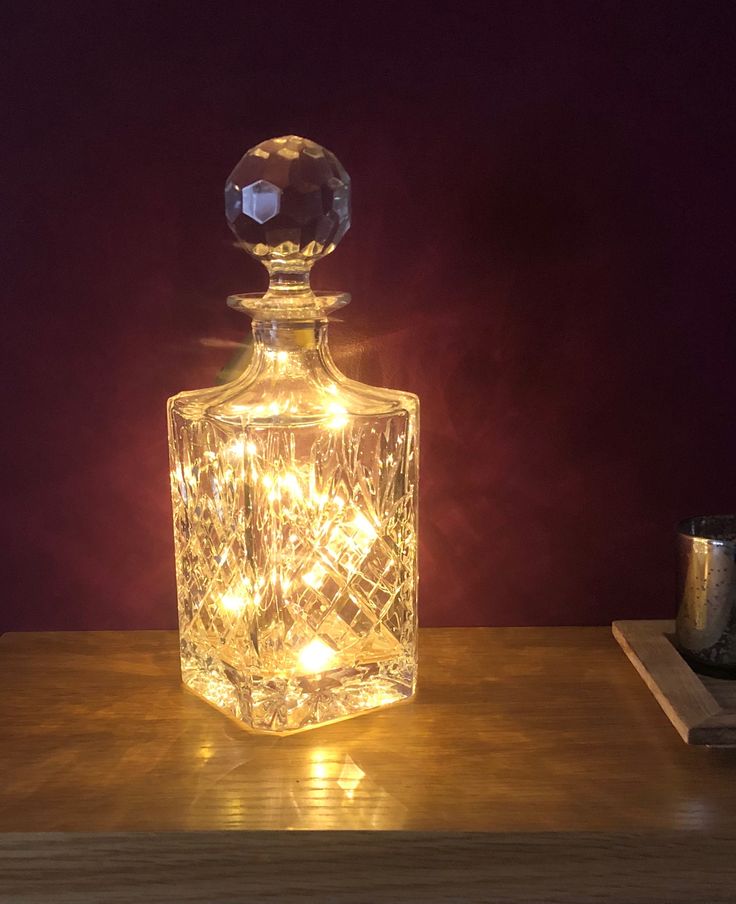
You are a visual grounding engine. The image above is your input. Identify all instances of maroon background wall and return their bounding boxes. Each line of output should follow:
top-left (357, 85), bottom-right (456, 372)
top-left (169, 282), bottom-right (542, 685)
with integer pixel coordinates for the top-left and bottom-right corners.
top-left (2, 1), bottom-right (735, 631)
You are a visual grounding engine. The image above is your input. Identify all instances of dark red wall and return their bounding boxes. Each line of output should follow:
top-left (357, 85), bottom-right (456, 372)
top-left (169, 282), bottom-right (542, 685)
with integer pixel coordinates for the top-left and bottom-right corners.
top-left (2, 2), bottom-right (735, 630)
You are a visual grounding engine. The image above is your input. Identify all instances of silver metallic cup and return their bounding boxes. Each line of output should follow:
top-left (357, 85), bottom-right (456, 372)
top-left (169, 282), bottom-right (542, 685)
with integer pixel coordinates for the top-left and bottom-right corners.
top-left (676, 515), bottom-right (736, 677)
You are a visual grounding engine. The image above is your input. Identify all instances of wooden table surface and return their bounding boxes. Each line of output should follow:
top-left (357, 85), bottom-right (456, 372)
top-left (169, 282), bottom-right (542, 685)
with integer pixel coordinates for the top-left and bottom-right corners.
top-left (2, 628), bottom-right (736, 902)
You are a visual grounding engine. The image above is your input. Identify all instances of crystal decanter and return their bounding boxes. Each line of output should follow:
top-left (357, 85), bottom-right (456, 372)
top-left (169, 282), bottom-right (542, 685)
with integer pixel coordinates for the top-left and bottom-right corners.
top-left (168, 135), bottom-right (419, 734)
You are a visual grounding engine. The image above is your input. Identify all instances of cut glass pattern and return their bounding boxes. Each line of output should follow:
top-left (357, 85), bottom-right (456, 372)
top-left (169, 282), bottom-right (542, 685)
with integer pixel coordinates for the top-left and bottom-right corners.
top-left (225, 135), bottom-right (350, 264)
top-left (168, 136), bottom-right (419, 734)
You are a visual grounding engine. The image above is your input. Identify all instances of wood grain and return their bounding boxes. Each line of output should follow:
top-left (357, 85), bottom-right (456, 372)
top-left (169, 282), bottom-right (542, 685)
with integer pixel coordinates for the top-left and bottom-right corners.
top-left (3, 831), bottom-right (736, 904)
top-left (612, 619), bottom-right (736, 746)
top-left (3, 628), bottom-right (736, 901)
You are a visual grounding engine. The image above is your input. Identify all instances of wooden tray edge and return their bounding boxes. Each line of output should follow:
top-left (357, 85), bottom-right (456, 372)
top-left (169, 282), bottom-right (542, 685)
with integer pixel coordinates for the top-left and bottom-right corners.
top-left (612, 619), bottom-right (736, 747)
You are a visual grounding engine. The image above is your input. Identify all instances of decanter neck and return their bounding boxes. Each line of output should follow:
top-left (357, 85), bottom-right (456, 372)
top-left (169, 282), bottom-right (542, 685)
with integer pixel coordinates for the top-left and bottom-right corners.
top-left (252, 319), bottom-right (328, 352)
top-left (247, 319), bottom-right (338, 382)
top-left (265, 266), bottom-right (313, 297)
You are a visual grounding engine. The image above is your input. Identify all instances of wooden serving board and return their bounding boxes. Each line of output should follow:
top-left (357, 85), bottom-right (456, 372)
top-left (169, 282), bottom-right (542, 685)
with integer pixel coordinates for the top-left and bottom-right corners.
top-left (613, 619), bottom-right (736, 746)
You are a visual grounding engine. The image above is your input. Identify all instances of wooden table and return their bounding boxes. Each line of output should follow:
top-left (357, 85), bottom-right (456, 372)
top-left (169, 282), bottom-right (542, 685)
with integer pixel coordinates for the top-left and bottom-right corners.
top-left (2, 628), bottom-right (736, 902)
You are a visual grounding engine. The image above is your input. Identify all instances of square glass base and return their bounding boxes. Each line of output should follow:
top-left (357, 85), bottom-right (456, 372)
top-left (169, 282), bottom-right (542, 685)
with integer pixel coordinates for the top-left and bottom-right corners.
top-left (181, 650), bottom-right (416, 735)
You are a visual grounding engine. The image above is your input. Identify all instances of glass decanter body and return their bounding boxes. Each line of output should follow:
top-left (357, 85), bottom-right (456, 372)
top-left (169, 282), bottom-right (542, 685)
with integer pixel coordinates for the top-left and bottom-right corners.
top-left (167, 136), bottom-right (419, 734)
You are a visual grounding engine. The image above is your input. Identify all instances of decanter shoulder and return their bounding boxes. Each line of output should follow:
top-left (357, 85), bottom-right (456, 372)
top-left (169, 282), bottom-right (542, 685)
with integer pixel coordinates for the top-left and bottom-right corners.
top-left (169, 373), bottom-right (418, 424)
top-left (333, 376), bottom-right (419, 418)
top-left (167, 382), bottom-right (235, 421)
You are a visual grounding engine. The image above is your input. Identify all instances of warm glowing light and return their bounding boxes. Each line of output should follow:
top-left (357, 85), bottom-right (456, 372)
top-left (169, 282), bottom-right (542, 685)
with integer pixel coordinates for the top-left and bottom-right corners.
top-left (302, 565), bottom-right (326, 590)
top-left (299, 638), bottom-right (336, 673)
top-left (221, 584), bottom-right (260, 614)
top-left (352, 512), bottom-right (377, 539)
top-left (280, 471), bottom-right (303, 498)
top-left (337, 761), bottom-right (365, 795)
top-left (265, 347), bottom-right (290, 363)
top-left (309, 749), bottom-right (330, 781)
top-left (229, 439), bottom-right (245, 457)
top-left (221, 592), bottom-right (246, 613)
top-left (326, 401), bottom-right (348, 429)
top-left (323, 510), bottom-right (379, 573)
top-left (168, 134), bottom-right (419, 734)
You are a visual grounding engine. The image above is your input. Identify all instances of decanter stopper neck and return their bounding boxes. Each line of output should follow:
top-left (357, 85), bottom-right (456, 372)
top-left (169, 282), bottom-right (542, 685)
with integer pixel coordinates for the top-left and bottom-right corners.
top-left (267, 266), bottom-right (312, 296)
top-left (225, 135), bottom-right (351, 321)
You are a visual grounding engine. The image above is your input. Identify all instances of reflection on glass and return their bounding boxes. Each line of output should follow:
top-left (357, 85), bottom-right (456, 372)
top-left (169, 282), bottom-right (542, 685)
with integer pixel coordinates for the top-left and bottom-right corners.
top-left (169, 136), bottom-right (419, 735)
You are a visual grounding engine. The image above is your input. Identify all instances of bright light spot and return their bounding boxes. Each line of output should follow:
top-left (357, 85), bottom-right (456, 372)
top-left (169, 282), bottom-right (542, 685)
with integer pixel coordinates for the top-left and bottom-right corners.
top-left (277, 350), bottom-right (289, 363)
top-left (269, 401), bottom-right (281, 415)
top-left (229, 440), bottom-right (245, 457)
top-left (334, 495), bottom-right (345, 509)
top-left (337, 761), bottom-right (365, 794)
top-left (298, 639), bottom-right (335, 673)
top-left (310, 749), bottom-right (330, 780)
top-left (262, 474), bottom-right (273, 489)
top-left (280, 472), bottom-right (302, 498)
top-left (323, 510), bottom-right (378, 571)
top-left (326, 401), bottom-right (348, 429)
top-left (246, 441), bottom-right (257, 456)
top-left (221, 592), bottom-right (245, 613)
top-left (220, 587), bottom-right (259, 613)
top-left (303, 565), bottom-right (325, 590)
top-left (326, 383), bottom-right (338, 396)
top-left (353, 512), bottom-right (377, 539)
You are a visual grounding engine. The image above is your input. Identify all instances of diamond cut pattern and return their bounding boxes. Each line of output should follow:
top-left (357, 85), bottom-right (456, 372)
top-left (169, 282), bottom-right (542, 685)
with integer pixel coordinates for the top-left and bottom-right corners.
top-left (169, 406), bottom-right (417, 733)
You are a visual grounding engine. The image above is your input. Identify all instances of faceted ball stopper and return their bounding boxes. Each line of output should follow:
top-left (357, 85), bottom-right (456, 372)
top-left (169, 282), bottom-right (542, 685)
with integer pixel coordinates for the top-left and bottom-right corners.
top-left (225, 136), bottom-right (351, 273)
